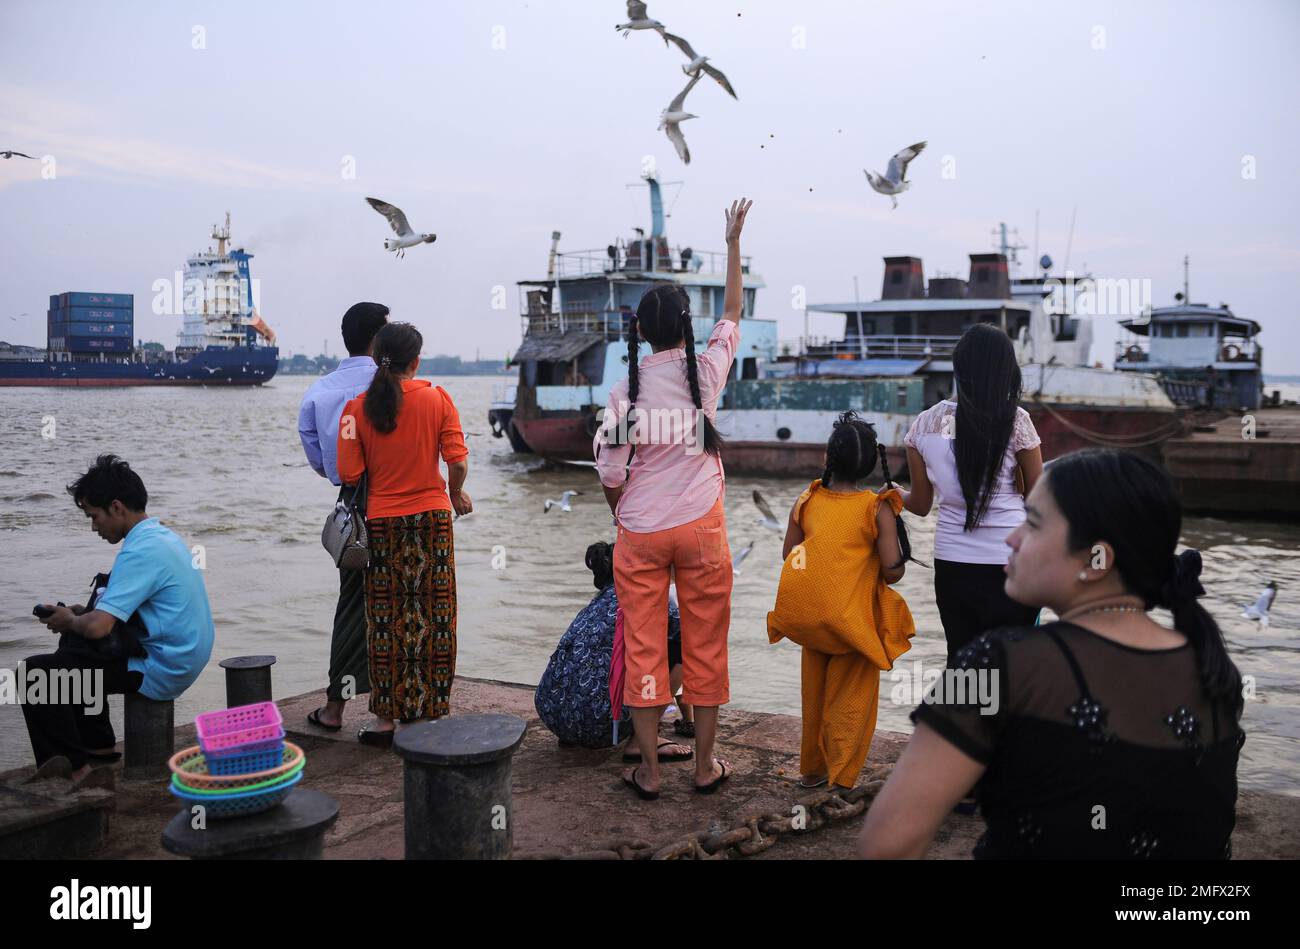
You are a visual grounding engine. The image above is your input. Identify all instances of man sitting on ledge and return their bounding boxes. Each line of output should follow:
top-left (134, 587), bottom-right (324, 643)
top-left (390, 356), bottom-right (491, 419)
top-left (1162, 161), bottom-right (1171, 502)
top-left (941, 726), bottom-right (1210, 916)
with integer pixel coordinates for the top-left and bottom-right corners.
top-left (25, 454), bottom-right (215, 787)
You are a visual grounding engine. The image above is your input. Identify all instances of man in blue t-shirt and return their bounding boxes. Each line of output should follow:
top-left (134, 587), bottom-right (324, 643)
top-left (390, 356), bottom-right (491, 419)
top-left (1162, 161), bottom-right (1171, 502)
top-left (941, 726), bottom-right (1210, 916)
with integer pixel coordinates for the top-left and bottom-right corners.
top-left (26, 454), bottom-right (215, 786)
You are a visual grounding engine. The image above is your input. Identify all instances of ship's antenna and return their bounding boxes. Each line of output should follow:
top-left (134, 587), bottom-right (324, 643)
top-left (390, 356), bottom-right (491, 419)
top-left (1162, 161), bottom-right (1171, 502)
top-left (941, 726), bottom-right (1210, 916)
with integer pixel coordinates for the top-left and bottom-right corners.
top-left (992, 222), bottom-right (1025, 274)
top-left (1183, 254), bottom-right (1190, 304)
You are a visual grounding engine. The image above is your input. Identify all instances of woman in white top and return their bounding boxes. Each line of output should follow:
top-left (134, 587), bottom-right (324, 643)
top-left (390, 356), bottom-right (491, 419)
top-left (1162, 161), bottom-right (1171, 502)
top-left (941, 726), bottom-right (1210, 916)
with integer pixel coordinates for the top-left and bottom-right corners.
top-left (898, 324), bottom-right (1045, 663)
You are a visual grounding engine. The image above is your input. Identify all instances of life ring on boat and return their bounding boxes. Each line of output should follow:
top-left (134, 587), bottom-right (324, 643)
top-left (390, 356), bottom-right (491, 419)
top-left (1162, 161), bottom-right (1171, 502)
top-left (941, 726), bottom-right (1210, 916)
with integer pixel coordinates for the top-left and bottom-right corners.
top-left (1124, 344), bottom-right (1145, 362)
top-left (1221, 343), bottom-right (1241, 361)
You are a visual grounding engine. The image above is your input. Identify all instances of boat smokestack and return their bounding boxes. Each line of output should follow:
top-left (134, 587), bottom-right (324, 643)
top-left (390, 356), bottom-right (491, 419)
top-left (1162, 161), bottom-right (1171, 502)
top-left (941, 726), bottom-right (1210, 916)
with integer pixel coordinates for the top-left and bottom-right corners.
top-left (546, 231), bottom-right (562, 280)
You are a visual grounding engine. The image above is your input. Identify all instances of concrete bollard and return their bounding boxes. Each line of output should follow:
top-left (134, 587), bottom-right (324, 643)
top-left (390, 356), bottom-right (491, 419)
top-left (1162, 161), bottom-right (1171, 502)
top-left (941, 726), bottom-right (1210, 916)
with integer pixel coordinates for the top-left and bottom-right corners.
top-left (218, 655), bottom-right (276, 708)
top-left (161, 788), bottom-right (339, 860)
top-left (122, 693), bottom-right (174, 782)
top-left (394, 713), bottom-right (527, 860)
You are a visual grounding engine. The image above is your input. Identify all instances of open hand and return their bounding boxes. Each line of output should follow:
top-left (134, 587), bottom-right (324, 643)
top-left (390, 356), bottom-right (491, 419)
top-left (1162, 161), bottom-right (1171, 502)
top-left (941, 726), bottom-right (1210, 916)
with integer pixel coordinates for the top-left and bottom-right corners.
top-left (724, 198), bottom-right (752, 244)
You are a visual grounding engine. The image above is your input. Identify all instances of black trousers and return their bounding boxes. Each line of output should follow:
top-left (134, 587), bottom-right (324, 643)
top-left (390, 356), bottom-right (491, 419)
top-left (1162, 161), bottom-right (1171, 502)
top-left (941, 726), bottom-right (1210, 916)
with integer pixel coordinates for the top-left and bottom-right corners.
top-left (326, 483), bottom-right (371, 703)
top-left (20, 647), bottom-right (144, 770)
top-left (934, 559), bottom-right (1041, 665)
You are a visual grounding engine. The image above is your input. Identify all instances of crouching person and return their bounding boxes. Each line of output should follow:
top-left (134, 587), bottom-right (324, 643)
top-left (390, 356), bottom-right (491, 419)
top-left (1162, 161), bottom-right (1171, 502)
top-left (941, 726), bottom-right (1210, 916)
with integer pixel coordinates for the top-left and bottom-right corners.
top-left (24, 454), bottom-right (215, 787)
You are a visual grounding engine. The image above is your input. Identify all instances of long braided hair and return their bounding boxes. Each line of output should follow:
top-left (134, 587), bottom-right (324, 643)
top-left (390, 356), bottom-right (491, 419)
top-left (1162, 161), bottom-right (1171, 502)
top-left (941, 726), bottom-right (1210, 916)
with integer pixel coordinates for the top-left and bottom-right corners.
top-left (614, 283), bottom-right (723, 457)
top-left (820, 410), bottom-right (878, 488)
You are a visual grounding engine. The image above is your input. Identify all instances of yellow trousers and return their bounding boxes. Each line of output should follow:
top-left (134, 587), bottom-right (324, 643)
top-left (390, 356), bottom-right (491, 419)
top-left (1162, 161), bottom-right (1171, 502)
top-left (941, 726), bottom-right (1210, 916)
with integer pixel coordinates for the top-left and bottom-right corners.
top-left (800, 649), bottom-right (881, 788)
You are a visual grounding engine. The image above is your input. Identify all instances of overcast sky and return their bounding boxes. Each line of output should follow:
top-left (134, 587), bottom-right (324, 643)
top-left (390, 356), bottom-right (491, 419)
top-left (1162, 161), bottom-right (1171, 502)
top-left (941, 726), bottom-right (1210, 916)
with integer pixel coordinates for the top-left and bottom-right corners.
top-left (2, 0), bottom-right (1297, 372)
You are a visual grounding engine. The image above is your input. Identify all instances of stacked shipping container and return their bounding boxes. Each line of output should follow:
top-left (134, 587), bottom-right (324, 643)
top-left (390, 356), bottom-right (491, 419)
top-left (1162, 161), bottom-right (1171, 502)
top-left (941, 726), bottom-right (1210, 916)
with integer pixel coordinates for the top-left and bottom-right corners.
top-left (48, 292), bottom-right (134, 354)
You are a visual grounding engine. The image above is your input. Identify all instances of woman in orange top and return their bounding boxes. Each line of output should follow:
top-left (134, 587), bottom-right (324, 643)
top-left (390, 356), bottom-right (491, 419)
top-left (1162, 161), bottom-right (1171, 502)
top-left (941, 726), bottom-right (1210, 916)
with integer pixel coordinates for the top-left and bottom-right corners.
top-left (767, 411), bottom-right (915, 789)
top-left (337, 322), bottom-right (471, 746)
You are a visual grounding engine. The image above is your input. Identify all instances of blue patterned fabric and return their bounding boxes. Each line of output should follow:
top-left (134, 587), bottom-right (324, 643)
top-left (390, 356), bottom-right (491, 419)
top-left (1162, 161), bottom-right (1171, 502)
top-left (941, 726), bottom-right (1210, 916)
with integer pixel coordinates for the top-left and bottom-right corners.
top-left (535, 585), bottom-right (681, 748)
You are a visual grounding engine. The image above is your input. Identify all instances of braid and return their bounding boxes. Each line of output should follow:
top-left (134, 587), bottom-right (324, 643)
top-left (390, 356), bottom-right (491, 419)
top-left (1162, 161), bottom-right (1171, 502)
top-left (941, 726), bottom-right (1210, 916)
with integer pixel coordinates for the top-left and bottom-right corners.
top-left (623, 312), bottom-right (639, 444)
top-left (821, 438), bottom-right (837, 488)
top-left (680, 311), bottom-right (704, 409)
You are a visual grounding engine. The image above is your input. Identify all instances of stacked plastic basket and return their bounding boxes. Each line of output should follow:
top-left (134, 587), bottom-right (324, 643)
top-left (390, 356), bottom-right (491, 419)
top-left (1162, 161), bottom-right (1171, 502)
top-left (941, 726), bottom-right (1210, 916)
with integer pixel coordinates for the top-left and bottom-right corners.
top-left (168, 701), bottom-right (305, 819)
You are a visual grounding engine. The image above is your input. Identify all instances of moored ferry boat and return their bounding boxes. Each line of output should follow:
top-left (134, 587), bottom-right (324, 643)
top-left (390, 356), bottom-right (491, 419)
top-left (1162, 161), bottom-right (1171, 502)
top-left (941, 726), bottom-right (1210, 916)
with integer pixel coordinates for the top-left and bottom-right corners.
top-left (495, 170), bottom-right (922, 475)
top-left (796, 243), bottom-right (1183, 462)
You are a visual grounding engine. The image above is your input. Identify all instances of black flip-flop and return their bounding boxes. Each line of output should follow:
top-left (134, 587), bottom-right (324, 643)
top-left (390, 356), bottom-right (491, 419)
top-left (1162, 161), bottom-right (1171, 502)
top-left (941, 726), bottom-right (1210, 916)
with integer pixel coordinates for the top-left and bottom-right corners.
top-left (799, 774), bottom-right (829, 789)
top-left (622, 765), bottom-right (660, 801)
top-left (86, 750), bottom-right (122, 764)
top-left (308, 707), bottom-right (343, 732)
top-left (694, 758), bottom-right (732, 794)
top-left (622, 737), bottom-right (694, 763)
top-left (357, 726), bottom-right (394, 748)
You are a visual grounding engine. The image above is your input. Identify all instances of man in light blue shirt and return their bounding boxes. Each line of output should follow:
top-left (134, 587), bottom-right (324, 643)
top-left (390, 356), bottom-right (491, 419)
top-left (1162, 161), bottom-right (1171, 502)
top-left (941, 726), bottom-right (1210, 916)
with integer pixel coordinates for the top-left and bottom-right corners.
top-left (297, 302), bottom-right (388, 731)
top-left (28, 455), bottom-right (215, 786)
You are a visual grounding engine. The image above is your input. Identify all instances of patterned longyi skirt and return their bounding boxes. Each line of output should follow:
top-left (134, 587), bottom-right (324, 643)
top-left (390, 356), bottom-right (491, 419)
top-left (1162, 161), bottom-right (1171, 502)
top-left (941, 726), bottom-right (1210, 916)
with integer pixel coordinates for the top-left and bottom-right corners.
top-left (363, 509), bottom-right (457, 721)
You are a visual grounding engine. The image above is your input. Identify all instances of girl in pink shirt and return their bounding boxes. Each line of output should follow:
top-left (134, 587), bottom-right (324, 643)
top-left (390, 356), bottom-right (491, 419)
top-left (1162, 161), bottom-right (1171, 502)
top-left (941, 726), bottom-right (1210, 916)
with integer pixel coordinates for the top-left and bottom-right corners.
top-left (594, 197), bottom-right (752, 800)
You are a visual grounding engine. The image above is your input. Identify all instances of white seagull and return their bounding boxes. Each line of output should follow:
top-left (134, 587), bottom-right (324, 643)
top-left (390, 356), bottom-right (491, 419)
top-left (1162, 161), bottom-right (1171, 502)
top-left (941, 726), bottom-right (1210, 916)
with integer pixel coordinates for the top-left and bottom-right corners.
top-left (732, 541), bottom-right (755, 575)
top-left (365, 197), bottom-right (436, 259)
top-left (659, 72), bottom-right (702, 164)
top-left (864, 141), bottom-right (927, 209)
top-left (615, 1), bottom-right (668, 42)
top-left (1, 150), bottom-right (36, 160)
top-left (752, 490), bottom-right (783, 531)
top-left (1241, 581), bottom-right (1277, 629)
top-left (664, 33), bottom-right (737, 99)
top-left (543, 490), bottom-right (582, 513)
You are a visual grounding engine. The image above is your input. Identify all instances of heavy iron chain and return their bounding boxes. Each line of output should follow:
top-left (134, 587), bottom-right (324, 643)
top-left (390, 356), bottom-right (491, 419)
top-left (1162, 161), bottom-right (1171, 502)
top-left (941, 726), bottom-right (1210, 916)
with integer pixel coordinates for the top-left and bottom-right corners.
top-left (515, 766), bottom-right (891, 861)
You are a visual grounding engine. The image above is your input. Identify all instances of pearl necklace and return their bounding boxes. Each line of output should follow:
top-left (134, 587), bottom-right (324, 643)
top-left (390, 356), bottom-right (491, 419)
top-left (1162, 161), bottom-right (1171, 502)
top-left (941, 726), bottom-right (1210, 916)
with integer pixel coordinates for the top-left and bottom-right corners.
top-left (1062, 604), bottom-right (1144, 621)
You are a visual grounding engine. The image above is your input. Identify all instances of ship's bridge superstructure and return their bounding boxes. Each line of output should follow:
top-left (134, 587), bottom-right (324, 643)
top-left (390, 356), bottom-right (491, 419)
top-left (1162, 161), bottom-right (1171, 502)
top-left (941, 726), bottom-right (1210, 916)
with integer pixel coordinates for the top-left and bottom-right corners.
top-left (1115, 302), bottom-right (1262, 409)
top-left (178, 212), bottom-right (276, 353)
top-left (509, 172), bottom-right (776, 432)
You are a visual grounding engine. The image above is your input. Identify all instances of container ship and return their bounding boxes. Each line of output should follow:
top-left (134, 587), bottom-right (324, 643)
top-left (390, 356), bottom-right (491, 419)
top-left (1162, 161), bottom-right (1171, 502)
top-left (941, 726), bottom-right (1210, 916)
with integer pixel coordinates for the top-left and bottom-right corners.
top-left (0, 214), bottom-right (278, 386)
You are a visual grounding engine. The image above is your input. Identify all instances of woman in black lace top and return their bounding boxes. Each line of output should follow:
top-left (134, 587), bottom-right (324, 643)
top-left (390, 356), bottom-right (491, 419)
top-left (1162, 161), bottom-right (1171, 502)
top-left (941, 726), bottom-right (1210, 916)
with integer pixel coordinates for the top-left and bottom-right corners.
top-left (858, 449), bottom-right (1245, 859)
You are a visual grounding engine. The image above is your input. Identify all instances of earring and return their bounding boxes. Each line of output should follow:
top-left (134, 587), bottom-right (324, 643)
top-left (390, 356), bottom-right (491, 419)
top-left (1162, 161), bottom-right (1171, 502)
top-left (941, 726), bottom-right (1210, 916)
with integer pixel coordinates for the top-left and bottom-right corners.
top-left (1077, 570), bottom-right (1088, 581)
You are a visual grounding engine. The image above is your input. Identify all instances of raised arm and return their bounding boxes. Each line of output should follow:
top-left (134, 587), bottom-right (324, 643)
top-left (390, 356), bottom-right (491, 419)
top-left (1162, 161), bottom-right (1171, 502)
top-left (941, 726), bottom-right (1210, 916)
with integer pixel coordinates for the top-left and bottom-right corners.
top-left (721, 198), bottom-right (752, 325)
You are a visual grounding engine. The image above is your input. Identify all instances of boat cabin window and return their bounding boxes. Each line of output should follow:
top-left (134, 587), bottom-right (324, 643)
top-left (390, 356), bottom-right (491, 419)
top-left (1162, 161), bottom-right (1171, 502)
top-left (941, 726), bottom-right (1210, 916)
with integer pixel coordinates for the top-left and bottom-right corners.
top-left (741, 357), bottom-right (757, 380)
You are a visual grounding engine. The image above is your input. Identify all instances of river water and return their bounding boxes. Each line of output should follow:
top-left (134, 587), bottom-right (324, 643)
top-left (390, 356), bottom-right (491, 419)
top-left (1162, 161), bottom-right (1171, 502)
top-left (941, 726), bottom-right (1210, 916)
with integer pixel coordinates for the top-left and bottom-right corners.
top-left (1, 375), bottom-right (1296, 794)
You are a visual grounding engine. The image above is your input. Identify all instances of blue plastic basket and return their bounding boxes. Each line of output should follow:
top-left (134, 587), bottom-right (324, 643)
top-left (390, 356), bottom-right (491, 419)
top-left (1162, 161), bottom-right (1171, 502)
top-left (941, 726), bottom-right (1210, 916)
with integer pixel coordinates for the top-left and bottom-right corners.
top-left (169, 770), bottom-right (302, 819)
top-left (201, 730), bottom-right (286, 776)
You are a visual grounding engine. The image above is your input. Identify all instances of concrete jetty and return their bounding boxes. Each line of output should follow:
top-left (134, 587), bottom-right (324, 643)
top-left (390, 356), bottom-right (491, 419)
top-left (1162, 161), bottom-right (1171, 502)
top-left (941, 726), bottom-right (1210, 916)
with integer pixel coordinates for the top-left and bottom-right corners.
top-left (4, 676), bottom-right (1297, 859)
top-left (1163, 407), bottom-right (1300, 517)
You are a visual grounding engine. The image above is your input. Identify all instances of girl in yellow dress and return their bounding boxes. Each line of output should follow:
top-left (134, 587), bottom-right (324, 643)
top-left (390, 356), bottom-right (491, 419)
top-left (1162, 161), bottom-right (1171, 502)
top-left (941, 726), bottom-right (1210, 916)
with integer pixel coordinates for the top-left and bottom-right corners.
top-left (767, 411), bottom-right (915, 790)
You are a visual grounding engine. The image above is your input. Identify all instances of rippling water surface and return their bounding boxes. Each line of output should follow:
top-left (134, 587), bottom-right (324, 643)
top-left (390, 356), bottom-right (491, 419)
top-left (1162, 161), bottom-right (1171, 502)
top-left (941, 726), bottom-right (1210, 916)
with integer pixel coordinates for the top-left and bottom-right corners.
top-left (1, 376), bottom-right (1296, 794)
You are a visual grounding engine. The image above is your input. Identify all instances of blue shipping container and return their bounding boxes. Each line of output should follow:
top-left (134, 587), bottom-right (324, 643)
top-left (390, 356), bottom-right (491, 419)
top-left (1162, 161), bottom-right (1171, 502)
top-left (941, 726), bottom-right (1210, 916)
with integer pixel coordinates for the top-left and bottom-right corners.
top-left (54, 305), bottom-right (135, 324)
top-left (62, 336), bottom-right (132, 353)
top-left (58, 292), bottom-right (133, 310)
top-left (53, 322), bottom-right (134, 339)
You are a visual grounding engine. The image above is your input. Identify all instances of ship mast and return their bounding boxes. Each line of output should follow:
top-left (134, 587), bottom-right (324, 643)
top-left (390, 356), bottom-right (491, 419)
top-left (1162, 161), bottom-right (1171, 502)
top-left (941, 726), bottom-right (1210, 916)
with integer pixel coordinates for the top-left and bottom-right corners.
top-left (1183, 254), bottom-right (1190, 304)
top-left (212, 211), bottom-right (231, 258)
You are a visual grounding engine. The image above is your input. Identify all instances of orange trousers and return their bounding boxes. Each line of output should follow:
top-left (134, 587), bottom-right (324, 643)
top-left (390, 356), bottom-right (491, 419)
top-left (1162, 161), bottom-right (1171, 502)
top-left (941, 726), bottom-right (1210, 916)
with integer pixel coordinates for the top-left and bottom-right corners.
top-left (614, 497), bottom-right (732, 708)
top-left (801, 649), bottom-right (881, 788)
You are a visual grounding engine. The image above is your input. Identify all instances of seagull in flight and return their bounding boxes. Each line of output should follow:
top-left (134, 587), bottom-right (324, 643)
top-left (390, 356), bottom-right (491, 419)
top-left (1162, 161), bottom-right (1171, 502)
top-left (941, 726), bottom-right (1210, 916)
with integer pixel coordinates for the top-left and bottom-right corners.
top-left (731, 541), bottom-right (755, 575)
top-left (1241, 581), bottom-right (1277, 628)
top-left (615, 1), bottom-right (668, 42)
top-left (663, 33), bottom-right (737, 99)
top-left (659, 72), bottom-right (702, 164)
top-left (752, 490), bottom-right (783, 531)
top-left (1, 150), bottom-right (36, 160)
top-left (365, 197), bottom-right (436, 259)
top-left (544, 490), bottom-right (582, 513)
top-left (864, 141), bottom-right (927, 209)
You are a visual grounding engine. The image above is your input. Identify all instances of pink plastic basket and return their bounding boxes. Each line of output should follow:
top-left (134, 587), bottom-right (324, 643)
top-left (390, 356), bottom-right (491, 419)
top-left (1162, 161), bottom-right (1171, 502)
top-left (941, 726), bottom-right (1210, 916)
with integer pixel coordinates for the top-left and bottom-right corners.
top-left (195, 701), bottom-right (284, 757)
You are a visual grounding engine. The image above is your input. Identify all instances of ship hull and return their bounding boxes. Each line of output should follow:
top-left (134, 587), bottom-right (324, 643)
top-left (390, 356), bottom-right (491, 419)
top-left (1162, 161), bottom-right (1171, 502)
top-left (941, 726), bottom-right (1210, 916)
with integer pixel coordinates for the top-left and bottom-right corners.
top-left (0, 346), bottom-right (279, 387)
top-left (1024, 402), bottom-right (1186, 463)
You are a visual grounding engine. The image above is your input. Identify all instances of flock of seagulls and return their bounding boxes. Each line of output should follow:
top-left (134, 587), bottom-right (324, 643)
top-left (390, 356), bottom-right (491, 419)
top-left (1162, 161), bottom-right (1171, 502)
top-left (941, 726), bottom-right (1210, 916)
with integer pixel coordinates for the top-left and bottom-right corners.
top-left (617, 2), bottom-right (737, 165)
